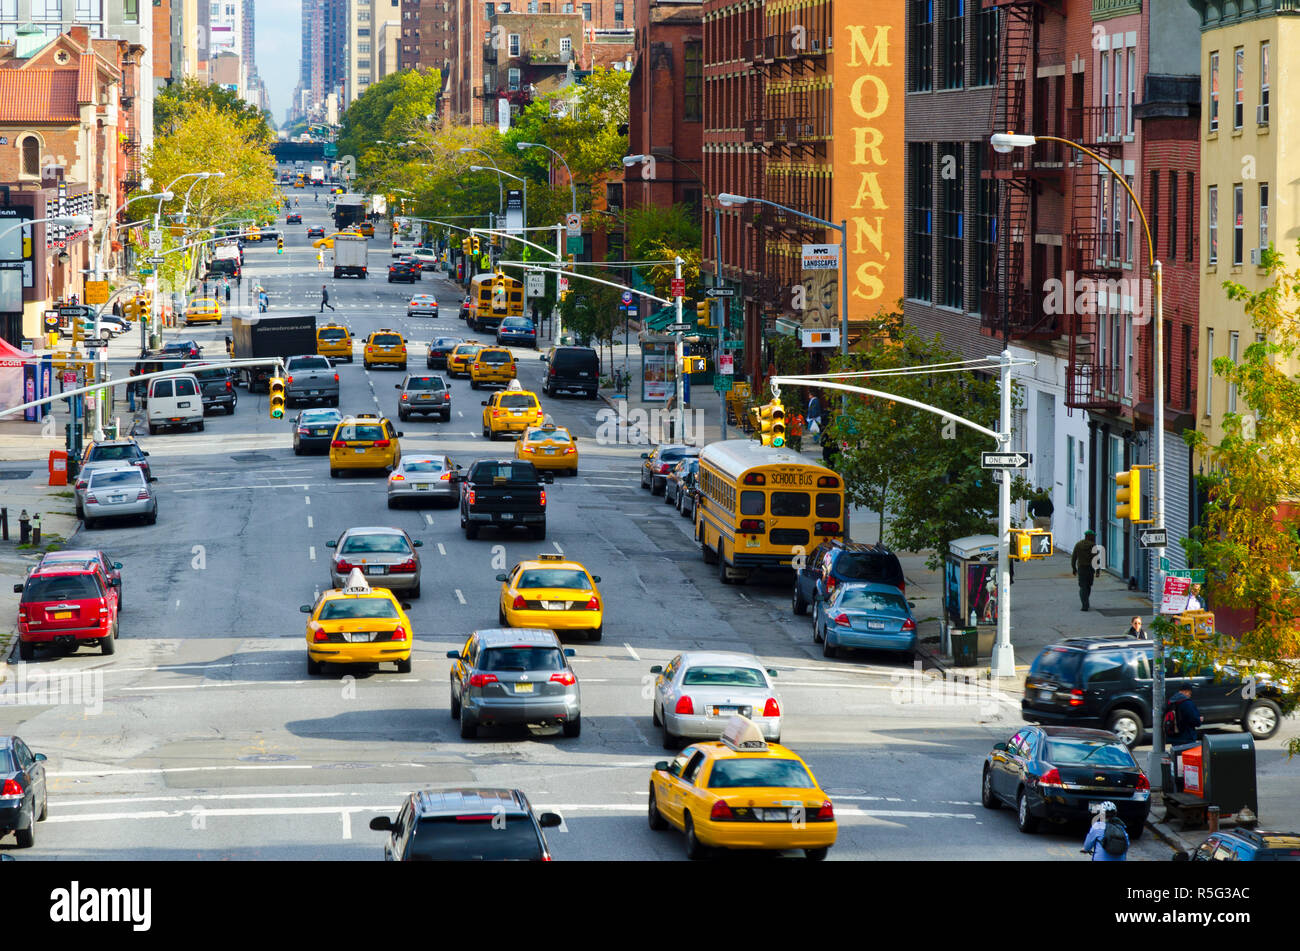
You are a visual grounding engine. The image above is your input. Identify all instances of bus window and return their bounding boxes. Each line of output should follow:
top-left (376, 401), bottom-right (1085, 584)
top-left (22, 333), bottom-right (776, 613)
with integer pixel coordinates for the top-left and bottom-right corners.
top-left (816, 493), bottom-right (841, 518)
top-left (771, 492), bottom-right (810, 517)
top-left (740, 491), bottom-right (765, 515)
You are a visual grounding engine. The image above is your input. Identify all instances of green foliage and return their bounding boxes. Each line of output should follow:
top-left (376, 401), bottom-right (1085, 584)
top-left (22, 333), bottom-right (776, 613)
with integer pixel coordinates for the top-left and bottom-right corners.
top-left (626, 204), bottom-right (702, 259)
top-left (338, 69), bottom-right (444, 171)
top-left (559, 271), bottom-right (622, 349)
top-left (826, 325), bottom-right (1001, 568)
top-left (155, 79), bottom-right (272, 141)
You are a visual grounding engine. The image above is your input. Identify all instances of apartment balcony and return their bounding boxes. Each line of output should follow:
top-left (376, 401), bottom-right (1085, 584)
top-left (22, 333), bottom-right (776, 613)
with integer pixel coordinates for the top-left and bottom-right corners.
top-left (756, 202), bottom-right (822, 238)
top-left (524, 48), bottom-right (571, 66)
top-left (1067, 105), bottom-right (1126, 152)
top-left (483, 42), bottom-right (497, 64)
top-left (978, 286), bottom-right (1060, 339)
top-left (1066, 230), bottom-right (1126, 277)
top-left (766, 115), bottom-right (830, 145)
top-left (1066, 361), bottom-right (1123, 412)
top-left (766, 29), bottom-right (826, 58)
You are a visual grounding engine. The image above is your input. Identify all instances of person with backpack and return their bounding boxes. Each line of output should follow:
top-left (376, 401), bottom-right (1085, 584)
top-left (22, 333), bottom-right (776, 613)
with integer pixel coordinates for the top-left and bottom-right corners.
top-left (1082, 801), bottom-right (1129, 861)
top-left (1165, 684), bottom-right (1203, 747)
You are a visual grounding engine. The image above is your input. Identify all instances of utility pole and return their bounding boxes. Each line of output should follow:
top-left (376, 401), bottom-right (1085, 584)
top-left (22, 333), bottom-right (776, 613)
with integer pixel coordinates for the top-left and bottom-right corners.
top-left (554, 222), bottom-right (564, 345)
top-left (674, 255), bottom-right (684, 443)
top-left (714, 208), bottom-right (726, 441)
top-left (990, 349), bottom-right (1016, 678)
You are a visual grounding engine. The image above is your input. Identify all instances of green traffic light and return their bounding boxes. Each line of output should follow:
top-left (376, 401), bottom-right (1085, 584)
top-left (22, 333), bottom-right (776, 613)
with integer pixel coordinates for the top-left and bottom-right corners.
top-left (271, 408), bottom-right (283, 419)
top-left (772, 436), bottom-right (785, 448)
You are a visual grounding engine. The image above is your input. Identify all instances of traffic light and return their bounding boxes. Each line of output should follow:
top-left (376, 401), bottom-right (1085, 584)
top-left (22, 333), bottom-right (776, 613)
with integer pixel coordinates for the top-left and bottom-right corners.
top-left (696, 300), bottom-right (712, 326)
top-left (276, 236), bottom-right (284, 254)
top-left (492, 274), bottom-right (507, 311)
top-left (268, 377), bottom-right (287, 419)
top-left (768, 400), bottom-right (786, 448)
top-left (1114, 465), bottom-right (1142, 523)
top-left (472, 235), bottom-right (481, 255)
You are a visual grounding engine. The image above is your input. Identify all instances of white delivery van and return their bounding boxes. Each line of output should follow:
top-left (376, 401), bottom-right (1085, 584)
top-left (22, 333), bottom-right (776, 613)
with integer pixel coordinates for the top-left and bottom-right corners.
top-left (147, 374), bottom-right (205, 434)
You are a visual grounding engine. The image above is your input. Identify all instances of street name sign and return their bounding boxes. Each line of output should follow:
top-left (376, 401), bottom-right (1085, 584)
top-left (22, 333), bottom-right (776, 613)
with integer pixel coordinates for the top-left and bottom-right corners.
top-left (148, 256), bottom-right (164, 264)
top-left (1138, 528), bottom-right (1168, 549)
top-left (710, 287), bottom-right (736, 297)
top-left (714, 377), bottom-right (734, 392)
top-left (721, 339), bottom-right (744, 349)
top-left (1168, 568), bottom-right (1206, 582)
top-left (981, 452), bottom-right (1031, 469)
top-left (666, 322), bottom-right (692, 332)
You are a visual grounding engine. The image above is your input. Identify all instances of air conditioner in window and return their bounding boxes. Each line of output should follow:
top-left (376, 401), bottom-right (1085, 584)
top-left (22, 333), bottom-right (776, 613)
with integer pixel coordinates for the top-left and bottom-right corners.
top-left (1250, 247), bottom-right (1261, 266)
top-left (1257, 103), bottom-right (1269, 125)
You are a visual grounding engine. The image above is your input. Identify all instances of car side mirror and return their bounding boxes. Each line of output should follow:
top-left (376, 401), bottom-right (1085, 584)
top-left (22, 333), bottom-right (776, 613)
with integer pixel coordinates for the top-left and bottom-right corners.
top-left (654, 761), bottom-right (669, 772)
top-left (400, 603), bottom-right (412, 610)
top-left (412, 540), bottom-right (423, 548)
top-left (394, 385), bottom-right (401, 390)
top-left (142, 450), bottom-right (149, 456)
top-left (13, 584), bottom-right (23, 593)
top-left (767, 669), bottom-right (778, 678)
top-left (299, 605), bottom-right (312, 613)
top-left (481, 400), bottom-right (488, 406)
top-left (543, 474), bottom-right (554, 484)
top-left (495, 573), bottom-right (508, 582)
top-left (640, 452), bottom-right (650, 459)
top-left (368, 816), bottom-right (394, 832)
top-left (564, 648), bottom-right (576, 657)
top-left (538, 812), bottom-right (563, 828)
top-left (1172, 850), bottom-right (1191, 862)
top-left (539, 354), bottom-right (546, 361)
top-left (591, 575), bottom-right (601, 583)
top-left (149, 477), bottom-right (159, 483)
top-left (396, 432), bottom-right (404, 438)
top-left (445, 650), bottom-right (460, 659)
top-left (993, 742), bottom-right (1008, 752)
top-left (908, 601), bottom-right (916, 609)
top-left (33, 753), bottom-right (46, 762)
top-left (326, 540), bottom-right (336, 548)
top-left (113, 562), bottom-right (123, 569)
top-left (649, 665), bottom-right (663, 674)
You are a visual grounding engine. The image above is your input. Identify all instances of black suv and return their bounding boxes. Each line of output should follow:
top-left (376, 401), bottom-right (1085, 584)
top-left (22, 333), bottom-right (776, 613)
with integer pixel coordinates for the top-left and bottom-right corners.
top-left (1021, 636), bottom-right (1289, 747)
top-left (187, 364), bottom-right (239, 415)
top-left (792, 541), bottom-right (905, 616)
top-left (1178, 829), bottom-right (1300, 862)
top-left (540, 346), bottom-right (600, 399)
top-left (369, 787), bottom-right (562, 861)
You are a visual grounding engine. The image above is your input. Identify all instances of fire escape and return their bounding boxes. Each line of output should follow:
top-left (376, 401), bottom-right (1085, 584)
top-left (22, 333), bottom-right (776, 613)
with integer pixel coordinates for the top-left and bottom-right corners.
top-left (119, 74), bottom-right (141, 196)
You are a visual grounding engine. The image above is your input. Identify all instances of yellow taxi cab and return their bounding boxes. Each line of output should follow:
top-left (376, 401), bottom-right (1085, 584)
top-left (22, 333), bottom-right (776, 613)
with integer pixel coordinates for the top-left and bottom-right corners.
top-left (301, 568), bottom-right (412, 674)
top-left (496, 553), bottom-right (603, 640)
top-left (317, 323), bottom-right (353, 363)
top-left (468, 346), bottom-right (517, 389)
top-left (446, 342), bottom-right (483, 378)
top-left (358, 221), bottom-right (375, 237)
top-left (312, 235), bottom-right (336, 250)
top-left (329, 413), bottom-right (402, 476)
top-left (294, 179), bottom-right (305, 189)
top-left (363, 329), bottom-right (408, 369)
top-left (481, 381), bottom-right (542, 440)
top-left (514, 420), bottom-right (578, 474)
top-left (649, 716), bottom-right (837, 860)
top-left (184, 297), bottom-right (222, 326)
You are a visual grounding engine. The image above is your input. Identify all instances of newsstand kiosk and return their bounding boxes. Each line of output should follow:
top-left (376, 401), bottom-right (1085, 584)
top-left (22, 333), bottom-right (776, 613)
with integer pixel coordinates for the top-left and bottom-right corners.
top-left (944, 534), bottom-right (1000, 663)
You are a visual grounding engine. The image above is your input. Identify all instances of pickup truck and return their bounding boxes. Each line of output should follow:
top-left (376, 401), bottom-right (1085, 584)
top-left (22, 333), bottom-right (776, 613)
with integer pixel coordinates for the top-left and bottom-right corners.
top-left (188, 364), bottom-right (239, 415)
top-left (284, 354), bottom-right (340, 407)
top-left (457, 459), bottom-right (554, 541)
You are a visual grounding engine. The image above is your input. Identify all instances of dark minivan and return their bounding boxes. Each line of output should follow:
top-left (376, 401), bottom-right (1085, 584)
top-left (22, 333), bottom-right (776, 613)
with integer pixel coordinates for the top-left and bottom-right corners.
top-left (540, 346), bottom-right (600, 399)
top-left (792, 540), bottom-right (904, 616)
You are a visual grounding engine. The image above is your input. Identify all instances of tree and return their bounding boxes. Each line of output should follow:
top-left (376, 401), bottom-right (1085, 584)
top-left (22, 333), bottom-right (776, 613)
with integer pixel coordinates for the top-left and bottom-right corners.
top-left (559, 271), bottom-right (623, 368)
top-left (155, 79), bottom-right (272, 141)
top-left (1178, 244), bottom-right (1300, 752)
top-left (825, 326), bottom-right (1001, 568)
top-left (338, 69), bottom-right (443, 171)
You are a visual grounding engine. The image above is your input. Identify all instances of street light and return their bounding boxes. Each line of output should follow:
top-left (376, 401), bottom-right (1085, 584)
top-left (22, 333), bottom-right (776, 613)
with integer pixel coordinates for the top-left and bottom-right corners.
top-left (97, 191), bottom-right (173, 280)
top-left (990, 130), bottom-right (1167, 781)
top-left (517, 142), bottom-right (576, 214)
top-left (621, 152), bottom-right (706, 188)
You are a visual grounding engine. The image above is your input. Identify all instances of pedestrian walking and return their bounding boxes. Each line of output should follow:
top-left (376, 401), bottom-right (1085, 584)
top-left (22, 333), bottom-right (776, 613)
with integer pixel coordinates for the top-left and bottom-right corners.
top-left (1028, 487), bottom-right (1054, 531)
top-left (320, 284), bottom-right (335, 312)
top-left (1165, 684), bottom-right (1203, 747)
top-left (224, 279), bottom-right (232, 303)
top-left (127, 368), bottom-right (137, 411)
top-left (1124, 615), bottom-right (1144, 638)
top-left (317, 250), bottom-right (325, 271)
top-left (1081, 802), bottom-right (1129, 861)
top-left (1070, 529), bottom-right (1097, 611)
top-left (806, 394), bottom-right (823, 435)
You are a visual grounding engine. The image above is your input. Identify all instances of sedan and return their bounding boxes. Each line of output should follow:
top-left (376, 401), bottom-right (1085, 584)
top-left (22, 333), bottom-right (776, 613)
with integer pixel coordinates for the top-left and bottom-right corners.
top-left (639, 444), bottom-right (699, 495)
top-left (812, 582), bottom-right (918, 659)
top-left (387, 454), bottom-right (457, 508)
top-left (287, 213), bottom-right (303, 224)
top-left (387, 262), bottom-right (419, 284)
top-left (407, 294), bottom-right (438, 318)
top-left (664, 458), bottom-right (699, 512)
top-left (650, 651), bottom-right (783, 748)
top-left (96, 314), bottom-right (131, 336)
top-left (326, 526), bottom-right (424, 597)
top-left (307, 226), bottom-right (326, 239)
top-left (292, 407), bottom-right (344, 455)
top-left (0, 736), bottom-right (47, 848)
top-left (496, 317), bottom-right (537, 349)
top-left (82, 465), bottom-right (158, 529)
top-left (426, 336), bottom-right (463, 370)
top-left (982, 725), bottom-right (1151, 836)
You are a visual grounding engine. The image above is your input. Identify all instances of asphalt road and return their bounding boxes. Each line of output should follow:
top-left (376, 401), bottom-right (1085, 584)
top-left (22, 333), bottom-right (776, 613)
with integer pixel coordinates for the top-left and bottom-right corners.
top-left (0, 190), bottom-right (1175, 860)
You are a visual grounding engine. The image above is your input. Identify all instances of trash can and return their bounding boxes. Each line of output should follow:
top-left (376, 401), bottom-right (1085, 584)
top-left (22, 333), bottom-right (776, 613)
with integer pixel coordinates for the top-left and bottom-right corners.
top-left (47, 449), bottom-right (68, 486)
top-left (1202, 732), bottom-right (1258, 821)
top-left (950, 627), bottom-right (978, 666)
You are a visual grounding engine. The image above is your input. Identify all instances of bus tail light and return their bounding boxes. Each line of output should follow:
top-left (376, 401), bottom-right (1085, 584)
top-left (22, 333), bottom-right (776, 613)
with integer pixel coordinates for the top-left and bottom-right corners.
top-left (817, 476), bottom-right (839, 488)
top-left (739, 519), bottom-right (764, 533)
top-left (815, 522), bottom-right (840, 535)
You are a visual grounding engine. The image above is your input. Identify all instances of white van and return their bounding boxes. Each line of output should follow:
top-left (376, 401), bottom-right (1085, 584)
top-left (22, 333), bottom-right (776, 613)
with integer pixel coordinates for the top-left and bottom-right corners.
top-left (147, 374), bottom-right (205, 434)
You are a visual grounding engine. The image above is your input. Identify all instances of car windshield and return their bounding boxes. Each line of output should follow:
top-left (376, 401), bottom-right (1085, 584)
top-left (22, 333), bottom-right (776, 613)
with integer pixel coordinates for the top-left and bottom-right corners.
top-left (500, 394), bottom-right (536, 408)
top-left (1044, 740), bottom-right (1136, 768)
top-left (837, 553), bottom-right (902, 584)
top-left (405, 377), bottom-right (444, 391)
top-left (337, 424), bottom-right (385, 441)
top-left (708, 759), bottom-right (815, 789)
top-left (319, 598), bottom-right (400, 620)
top-left (472, 462), bottom-right (533, 482)
top-left (480, 647), bottom-right (566, 672)
top-left (1030, 648), bottom-right (1084, 686)
top-left (190, 368), bottom-right (228, 381)
top-left (303, 411), bottom-right (341, 423)
top-left (454, 345), bottom-right (480, 356)
top-left (339, 534), bottom-right (412, 555)
top-left (502, 319), bottom-right (533, 330)
top-left (408, 817), bottom-right (541, 861)
top-left (528, 429), bottom-right (570, 443)
top-left (480, 351), bottom-right (510, 365)
top-left (373, 334), bottom-right (402, 346)
top-left (89, 470), bottom-right (145, 488)
top-left (681, 666), bottom-right (766, 687)
top-left (433, 339), bottom-right (460, 348)
top-left (660, 448), bottom-right (689, 462)
top-left (838, 589), bottom-right (907, 614)
top-left (89, 445), bottom-right (139, 461)
top-left (320, 328), bottom-right (347, 340)
top-left (516, 569), bottom-right (591, 590)
top-left (23, 573), bottom-right (103, 602)
top-left (401, 460), bottom-right (446, 473)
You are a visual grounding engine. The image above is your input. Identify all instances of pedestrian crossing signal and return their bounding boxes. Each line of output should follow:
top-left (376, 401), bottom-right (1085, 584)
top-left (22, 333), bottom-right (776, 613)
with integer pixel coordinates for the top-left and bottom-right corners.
top-left (268, 377), bottom-right (287, 419)
top-left (1010, 529), bottom-right (1053, 560)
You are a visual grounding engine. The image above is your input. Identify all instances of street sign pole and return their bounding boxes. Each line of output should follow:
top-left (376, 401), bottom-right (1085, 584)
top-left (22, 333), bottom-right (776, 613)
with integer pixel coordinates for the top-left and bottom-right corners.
top-left (990, 350), bottom-right (1016, 678)
top-left (674, 255), bottom-right (684, 442)
top-left (715, 208), bottom-right (726, 441)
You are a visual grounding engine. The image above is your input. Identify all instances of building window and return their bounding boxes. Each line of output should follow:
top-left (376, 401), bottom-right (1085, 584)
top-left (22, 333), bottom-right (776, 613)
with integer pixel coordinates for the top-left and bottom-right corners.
top-left (1112, 176), bottom-right (1123, 263)
top-left (940, 142), bottom-right (963, 309)
top-left (1186, 172), bottom-right (1195, 262)
top-left (358, 59), bottom-right (371, 69)
top-left (975, 146), bottom-right (996, 297)
top-left (1113, 45), bottom-right (1124, 136)
top-left (560, 36), bottom-right (571, 53)
top-left (508, 67), bottom-right (520, 90)
top-left (508, 33), bottom-right (519, 56)
top-left (1099, 173), bottom-right (1109, 261)
top-left (485, 2), bottom-right (494, 15)
top-left (528, 0), bottom-right (537, 10)
top-left (1207, 185), bottom-right (1218, 265)
top-left (1228, 331), bottom-right (1239, 413)
top-left (1066, 435), bottom-right (1077, 507)
top-left (358, 42), bottom-right (370, 54)
top-left (123, 0), bottom-right (137, 21)
top-left (1125, 176), bottom-right (1135, 265)
top-left (1232, 183), bottom-right (1244, 266)
top-left (941, 0), bottom-right (963, 90)
top-left (1149, 171), bottom-right (1159, 256)
top-left (683, 41), bottom-right (702, 122)
top-left (32, 0), bottom-right (60, 18)
top-left (1233, 47), bottom-right (1244, 130)
top-left (908, 0), bottom-right (933, 93)
top-left (1127, 48), bottom-right (1136, 135)
top-left (614, 1), bottom-right (623, 22)
top-left (1208, 51), bottom-right (1219, 132)
top-left (1169, 172), bottom-right (1178, 260)
top-left (20, 136), bottom-right (39, 177)
top-left (1100, 52), bottom-right (1109, 132)
top-left (562, 2), bottom-right (572, 11)
top-left (1182, 325), bottom-right (1192, 410)
top-left (975, 6), bottom-right (997, 87)
top-left (581, 2), bottom-right (590, 18)
top-left (1124, 315), bottom-right (1133, 399)
top-left (358, 10), bottom-right (370, 20)
top-left (907, 143), bottom-right (932, 302)
top-left (1259, 182), bottom-right (1269, 255)
top-left (75, 0), bottom-right (101, 20)
top-left (1259, 42), bottom-right (1270, 124)
top-left (358, 27), bottom-right (370, 35)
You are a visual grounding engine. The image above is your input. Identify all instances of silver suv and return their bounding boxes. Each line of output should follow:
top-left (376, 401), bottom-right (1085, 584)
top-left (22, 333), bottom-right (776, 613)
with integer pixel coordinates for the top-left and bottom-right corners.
top-left (447, 628), bottom-right (580, 739)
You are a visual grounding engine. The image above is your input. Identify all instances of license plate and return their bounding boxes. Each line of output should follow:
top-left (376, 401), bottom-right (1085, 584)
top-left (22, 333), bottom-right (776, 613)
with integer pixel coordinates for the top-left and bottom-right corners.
top-left (415, 484), bottom-right (430, 490)
top-left (314, 429), bottom-right (331, 435)
top-left (348, 632), bottom-right (371, 643)
top-left (511, 410), bottom-right (522, 416)
top-left (758, 808), bottom-right (789, 822)
top-left (363, 566), bottom-right (386, 576)
top-left (578, 372), bottom-right (589, 377)
top-left (418, 395), bottom-right (432, 400)
top-left (308, 390), bottom-right (319, 396)
top-left (355, 448), bottom-right (367, 454)
top-left (542, 601), bottom-right (567, 610)
top-left (178, 401), bottom-right (191, 408)
top-left (52, 611), bottom-right (72, 620)
top-left (513, 682), bottom-right (534, 694)
top-left (867, 621), bottom-right (886, 630)
top-left (711, 706), bottom-right (738, 717)
top-left (110, 495), bottom-right (126, 503)
top-left (544, 448), bottom-right (557, 454)
top-left (746, 537), bottom-right (761, 548)
top-left (1039, 688), bottom-right (1054, 700)
top-left (500, 512), bottom-right (514, 520)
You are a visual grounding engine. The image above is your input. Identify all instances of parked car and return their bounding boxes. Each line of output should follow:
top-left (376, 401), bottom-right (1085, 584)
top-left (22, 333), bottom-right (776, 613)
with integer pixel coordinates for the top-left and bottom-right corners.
top-left (369, 788), bottom-right (562, 861)
top-left (395, 373), bottom-right (451, 421)
top-left (981, 725), bottom-right (1151, 837)
top-left (78, 438), bottom-right (151, 485)
top-left (1020, 635), bottom-right (1291, 746)
top-left (14, 560), bottom-right (120, 659)
top-left (426, 336), bottom-right (463, 370)
top-left (664, 458), bottom-right (699, 511)
top-left (0, 737), bottom-right (47, 848)
top-left (387, 454), bottom-right (457, 508)
top-left (292, 407), bottom-right (344, 455)
top-left (326, 526), bottom-right (424, 597)
top-left (1177, 829), bottom-right (1300, 862)
top-left (82, 465), bottom-right (158, 529)
top-left (812, 582), bottom-right (918, 659)
top-left (649, 651), bottom-right (783, 748)
top-left (639, 444), bottom-right (699, 495)
top-left (447, 628), bottom-right (581, 738)
top-left (792, 540), bottom-right (906, 616)
top-left (29, 550), bottom-right (123, 609)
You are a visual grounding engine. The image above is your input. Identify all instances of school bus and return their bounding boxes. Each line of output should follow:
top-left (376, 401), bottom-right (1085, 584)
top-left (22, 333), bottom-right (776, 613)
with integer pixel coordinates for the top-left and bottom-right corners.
top-left (468, 273), bottom-right (525, 333)
top-left (696, 440), bottom-right (845, 584)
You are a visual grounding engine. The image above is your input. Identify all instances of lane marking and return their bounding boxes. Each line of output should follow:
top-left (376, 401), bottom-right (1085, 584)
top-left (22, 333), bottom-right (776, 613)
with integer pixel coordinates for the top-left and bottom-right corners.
top-left (552, 541), bottom-right (564, 555)
top-left (309, 546), bottom-right (316, 561)
top-left (307, 515), bottom-right (314, 529)
top-left (304, 496), bottom-right (310, 505)
top-left (424, 514), bottom-right (434, 526)
top-left (437, 542), bottom-right (446, 556)
top-left (624, 643), bottom-right (640, 661)
top-left (454, 589), bottom-right (466, 604)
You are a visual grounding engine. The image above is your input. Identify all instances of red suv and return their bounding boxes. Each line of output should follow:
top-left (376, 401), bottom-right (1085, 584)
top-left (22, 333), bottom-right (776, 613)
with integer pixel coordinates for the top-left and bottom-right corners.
top-left (13, 563), bottom-right (120, 660)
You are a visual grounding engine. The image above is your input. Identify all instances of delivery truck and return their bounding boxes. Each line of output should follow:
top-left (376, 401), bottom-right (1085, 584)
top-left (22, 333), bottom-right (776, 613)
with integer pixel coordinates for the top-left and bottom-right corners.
top-left (332, 193), bottom-right (366, 231)
top-left (332, 233), bottom-right (368, 279)
top-left (231, 313), bottom-right (317, 390)
top-left (309, 164), bottom-right (325, 185)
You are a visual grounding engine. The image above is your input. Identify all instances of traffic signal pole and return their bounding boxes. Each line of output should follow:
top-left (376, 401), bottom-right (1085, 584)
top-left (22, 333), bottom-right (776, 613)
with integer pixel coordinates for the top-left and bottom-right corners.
top-left (990, 350), bottom-right (1016, 678)
top-left (674, 255), bottom-right (684, 442)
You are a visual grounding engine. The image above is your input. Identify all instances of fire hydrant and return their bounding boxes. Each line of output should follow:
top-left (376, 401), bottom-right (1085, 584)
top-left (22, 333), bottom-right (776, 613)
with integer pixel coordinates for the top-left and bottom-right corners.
top-left (31, 512), bottom-right (41, 546)
top-left (18, 508), bottom-right (30, 544)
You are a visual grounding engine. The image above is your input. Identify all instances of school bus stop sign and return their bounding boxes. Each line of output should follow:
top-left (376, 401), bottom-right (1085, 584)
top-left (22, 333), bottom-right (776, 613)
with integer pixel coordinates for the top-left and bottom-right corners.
top-left (84, 280), bottom-right (110, 305)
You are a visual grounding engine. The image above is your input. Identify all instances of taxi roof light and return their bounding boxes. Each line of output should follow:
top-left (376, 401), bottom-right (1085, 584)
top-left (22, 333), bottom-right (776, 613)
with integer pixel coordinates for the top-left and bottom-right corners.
top-left (720, 715), bottom-right (768, 752)
top-left (342, 567), bottom-right (372, 594)
top-left (538, 553), bottom-right (564, 561)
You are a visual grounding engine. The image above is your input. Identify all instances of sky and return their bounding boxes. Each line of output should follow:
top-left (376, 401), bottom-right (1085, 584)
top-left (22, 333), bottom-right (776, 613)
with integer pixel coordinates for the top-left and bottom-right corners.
top-left (256, 1), bottom-right (301, 124)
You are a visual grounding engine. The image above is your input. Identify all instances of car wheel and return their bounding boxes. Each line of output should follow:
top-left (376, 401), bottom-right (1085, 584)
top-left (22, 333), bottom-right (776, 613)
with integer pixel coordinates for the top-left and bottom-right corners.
top-left (981, 767), bottom-right (1000, 810)
top-left (15, 819), bottom-right (34, 848)
top-left (18, 640), bottom-right (34, 662)
top-left (396, 656), bottom-right (412, 674)
top-left (1015, 789), bottom-right (1038, 833)
top-left (470, 379), bottom-right (479, 389)
top-left (307, 657), bottom-right (322, 675)
top-left (76, 503), bottom-right (83, 519)
top-left (148, 424), bottom-right (158, 435)
top-left (197, 420), bottom-right (205, 432)
top-left (330, 468), bottom-right (339, 478)
top-left (588, 624), bottom-right (602, 642)
top-left (459, 712), bottom-right (478, 739)
top-left (1104, 708), bottom-right (1144, 748)
top-left (1127, 821), bottom-right (1145, 841)
top-left (640, 469), bottom-right (648, 489)
top-left (101, 628), bottom-right (116, 655)
top-left (482, 426), bottom-right (490, 439)
top-left (562, 717), bottom-right (581, 738)
top-left (652, 703), bottom-right (661, 727)
top-left (793, 586), bottom-right (808, 616)
top-left (662, 722), bottom-right (677, 749)
top-left (409, 582), bottom-right (420, 599)
top-left (663, 488), bottom-right (673, 505)
top-left (1243, 699), bottom-right (1282, 739)
top-left (294, 445), bottom-right (303, 456)
top-left (84, 517), bottom-right (97, 530)
top-left (804, 847), bottom-right (829, 862)
top-left (683, 814), bottom-right (706, 860)
top-left (648, 787), bottom-right (669, 830)
top-left (701, 538), bottom-right (718, 565)
top-left (651, 479), bottom-right (664, 496)
top-left (146, 508), bottom-right (157, 525)
top-left (398, 410), bottom-right (408, 421)
top-left (532, 524), bottom-right (546, 541)
top-left (450, 690), bottom-right (461, 719)
top-left (498, 605), bottom-right (508, 626)
top-left (812, 620), bottom-right (824, 644)
top-left (821, 631), bottom-right (837, 659)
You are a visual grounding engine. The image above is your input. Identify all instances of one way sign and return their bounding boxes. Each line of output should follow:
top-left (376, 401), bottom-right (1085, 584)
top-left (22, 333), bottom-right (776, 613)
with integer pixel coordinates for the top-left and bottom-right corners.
top-left (981, 452), bottom-right (1032, 469)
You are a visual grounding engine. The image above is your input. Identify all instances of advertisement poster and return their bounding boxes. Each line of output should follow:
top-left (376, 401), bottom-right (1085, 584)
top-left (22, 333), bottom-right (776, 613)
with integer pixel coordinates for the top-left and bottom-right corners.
top-left (641, 343), bottom-right (670, 402)
top-left (967, 563), bottom-right (998, 625)
top-left (1160, 577), bottom-right (1192, 615)
top-left (944, 559), bottom-right (962, 625)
